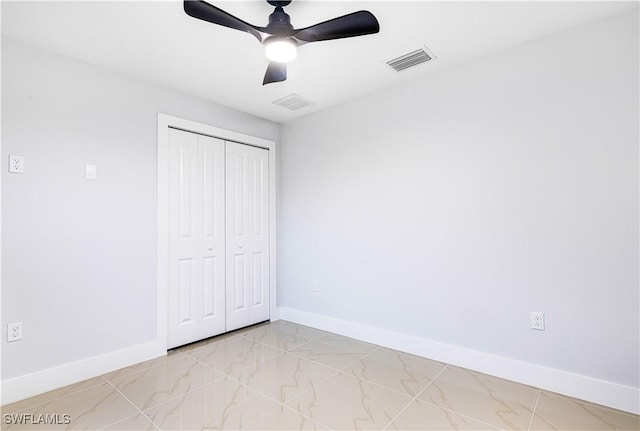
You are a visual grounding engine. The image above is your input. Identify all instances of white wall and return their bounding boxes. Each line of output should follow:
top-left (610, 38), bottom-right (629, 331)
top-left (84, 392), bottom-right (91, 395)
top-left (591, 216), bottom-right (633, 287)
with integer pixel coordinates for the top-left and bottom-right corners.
top-left (1, 38), bottom-right (279, 386)
top-left (279, 9), bottom-right (639, 408)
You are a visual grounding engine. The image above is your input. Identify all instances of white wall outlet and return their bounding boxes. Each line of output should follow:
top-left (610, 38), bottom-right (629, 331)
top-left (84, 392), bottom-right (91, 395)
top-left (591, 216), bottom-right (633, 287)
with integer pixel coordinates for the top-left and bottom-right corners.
top-left (530, 312), bottom-right (545, 330)
top-left (312, 280), bottom-right (319, 293)
top-left (7, 322), bottom-right (23, 342)
top-left (9, 155), bottom-right (24, 174)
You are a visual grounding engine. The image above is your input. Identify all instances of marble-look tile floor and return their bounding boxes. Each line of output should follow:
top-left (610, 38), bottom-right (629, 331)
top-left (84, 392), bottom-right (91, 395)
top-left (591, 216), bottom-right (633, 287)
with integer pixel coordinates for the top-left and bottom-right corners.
top-left (2, 320), bottom-right (638, 430)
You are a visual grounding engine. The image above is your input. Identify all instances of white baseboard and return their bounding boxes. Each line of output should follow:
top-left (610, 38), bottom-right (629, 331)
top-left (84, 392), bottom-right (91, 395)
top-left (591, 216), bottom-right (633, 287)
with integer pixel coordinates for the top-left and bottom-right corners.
top-left (1, 340), bottom-right (166, 406)
top-left (279, 306), bottom-right (640, 415)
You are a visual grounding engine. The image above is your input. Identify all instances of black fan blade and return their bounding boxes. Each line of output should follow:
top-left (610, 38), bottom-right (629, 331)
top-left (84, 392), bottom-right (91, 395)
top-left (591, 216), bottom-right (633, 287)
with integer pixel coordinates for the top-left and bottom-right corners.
top-left (184, 1), bottom-right (262, 42)
top-left (263, 62), bottom-right (287, 85)
top-left (294, 10), bottom-right (379, 42)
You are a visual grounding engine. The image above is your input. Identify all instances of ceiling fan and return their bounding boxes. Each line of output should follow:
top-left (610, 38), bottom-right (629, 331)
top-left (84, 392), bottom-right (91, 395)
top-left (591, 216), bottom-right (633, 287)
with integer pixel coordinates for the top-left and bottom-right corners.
top-left (184, 0), bottom-right (380, 85)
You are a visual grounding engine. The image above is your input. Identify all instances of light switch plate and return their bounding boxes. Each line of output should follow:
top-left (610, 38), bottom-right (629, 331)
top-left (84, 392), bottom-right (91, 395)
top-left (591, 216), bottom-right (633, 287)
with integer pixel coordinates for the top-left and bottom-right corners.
top-left (9, 155), bottom-right (24, 174)
top-left (85, 164), bottom-right (97, 180)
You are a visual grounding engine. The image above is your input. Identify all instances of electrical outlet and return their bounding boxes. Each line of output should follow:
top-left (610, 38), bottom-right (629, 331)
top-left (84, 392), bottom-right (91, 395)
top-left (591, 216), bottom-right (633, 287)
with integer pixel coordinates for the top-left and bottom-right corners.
top-left (312, 280), bottom-right (319, 293)
top-left (9, 155), bottom-right (24, 174)
top-left (7, 322), bottom-right (22, 342)
top-left (530, 312), bottom-right (545, 331)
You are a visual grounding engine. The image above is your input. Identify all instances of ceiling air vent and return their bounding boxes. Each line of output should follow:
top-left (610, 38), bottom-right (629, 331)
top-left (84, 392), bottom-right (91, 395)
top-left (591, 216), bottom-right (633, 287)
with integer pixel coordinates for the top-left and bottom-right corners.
top-left (272, 93), bottom-right (314, 111)
top-left (386, 47), bottom-right (435, 72)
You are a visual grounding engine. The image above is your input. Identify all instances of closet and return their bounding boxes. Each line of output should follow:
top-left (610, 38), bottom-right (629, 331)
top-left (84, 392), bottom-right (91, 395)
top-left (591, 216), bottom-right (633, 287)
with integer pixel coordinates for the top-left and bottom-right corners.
top-left (166, 127), bottom-right (269, 349)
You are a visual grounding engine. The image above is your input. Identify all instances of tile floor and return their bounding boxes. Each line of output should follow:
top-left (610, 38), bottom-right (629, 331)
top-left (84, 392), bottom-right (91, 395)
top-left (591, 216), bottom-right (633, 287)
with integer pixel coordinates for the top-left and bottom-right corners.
top-left (2, 320), bottom-right (638, 430)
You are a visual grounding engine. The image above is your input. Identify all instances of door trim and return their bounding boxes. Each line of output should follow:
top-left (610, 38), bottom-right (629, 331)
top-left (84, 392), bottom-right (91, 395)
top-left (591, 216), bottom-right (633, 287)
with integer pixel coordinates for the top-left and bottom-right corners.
top-left (157, 113), bottom-right (277, 351)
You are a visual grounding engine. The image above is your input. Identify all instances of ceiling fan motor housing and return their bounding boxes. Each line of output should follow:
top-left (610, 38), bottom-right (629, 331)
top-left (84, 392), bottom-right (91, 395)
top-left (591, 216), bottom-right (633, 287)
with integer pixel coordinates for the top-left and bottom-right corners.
top-left (267, 1), bottom-right (292, 7)
top-left (267, 7), bottom-right (294, 36)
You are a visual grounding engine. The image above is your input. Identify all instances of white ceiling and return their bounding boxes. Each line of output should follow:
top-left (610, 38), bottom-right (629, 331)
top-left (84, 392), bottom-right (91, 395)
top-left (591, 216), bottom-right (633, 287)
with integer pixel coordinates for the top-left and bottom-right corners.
top-left (2, 1), bottom-right (637, 123)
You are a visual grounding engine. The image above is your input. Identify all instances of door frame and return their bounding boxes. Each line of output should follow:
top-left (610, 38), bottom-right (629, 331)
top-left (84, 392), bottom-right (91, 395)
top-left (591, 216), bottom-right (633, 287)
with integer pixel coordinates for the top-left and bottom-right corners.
top-left (157, 113), bottom-right (278, 351)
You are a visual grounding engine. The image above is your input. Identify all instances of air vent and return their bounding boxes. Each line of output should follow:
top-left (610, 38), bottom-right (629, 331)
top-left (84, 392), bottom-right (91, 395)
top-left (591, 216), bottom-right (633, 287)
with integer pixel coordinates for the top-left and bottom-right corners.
top-left (272, 93), bottom-right (314, 111)
top-left (386, 47), bottom-right (435, 72)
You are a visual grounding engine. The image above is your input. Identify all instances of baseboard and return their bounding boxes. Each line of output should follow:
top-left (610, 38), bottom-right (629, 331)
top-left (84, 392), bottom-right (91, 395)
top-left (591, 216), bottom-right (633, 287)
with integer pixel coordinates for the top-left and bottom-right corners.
top-left (279, 306), bottom-right (640, 415)
top-left (1, 340), bottom-right (166, 406)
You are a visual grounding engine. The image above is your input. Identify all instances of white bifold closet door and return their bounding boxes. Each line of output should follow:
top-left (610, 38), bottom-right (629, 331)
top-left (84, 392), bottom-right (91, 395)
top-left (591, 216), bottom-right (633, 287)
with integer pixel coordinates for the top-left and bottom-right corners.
top-left (168, 129), bottom-right (226, 349)
top-left (225, 142), bottom-right (270, 332)
top-left (167, 128), bottom-right (269, 349)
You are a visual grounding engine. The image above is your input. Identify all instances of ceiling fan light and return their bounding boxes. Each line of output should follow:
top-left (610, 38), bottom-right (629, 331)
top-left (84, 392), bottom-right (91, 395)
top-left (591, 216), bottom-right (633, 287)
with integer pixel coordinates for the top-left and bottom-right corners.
top-left (264, 38), bottom-right (297, 63)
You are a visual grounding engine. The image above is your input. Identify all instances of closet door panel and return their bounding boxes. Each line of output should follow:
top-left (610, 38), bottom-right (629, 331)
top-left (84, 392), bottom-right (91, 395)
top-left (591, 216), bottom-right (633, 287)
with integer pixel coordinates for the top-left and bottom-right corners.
top-left (168, 129), bottom-right (225, 349)
top-left (198, 135), bottom-right (226, 338)
top-left (226, 142), bottom-right (269, 331)
top-left (226, 143), bottom-right (250, 330)
top-left (168, 129), bottom-right (199, 348)
top-left (247, 146), bottom-right (270, 324)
